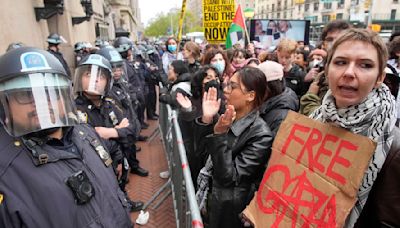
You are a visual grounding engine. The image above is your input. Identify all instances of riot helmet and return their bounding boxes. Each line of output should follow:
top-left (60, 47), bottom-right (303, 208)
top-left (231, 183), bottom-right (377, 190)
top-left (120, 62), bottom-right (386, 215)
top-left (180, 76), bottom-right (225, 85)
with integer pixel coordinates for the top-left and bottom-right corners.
top-left (74, 42), bottom-right (85, 52)
top-left (0, 47), bottom-right (78, 137)
top-left (73, 54), bottom-right (113, 96)
top-left (113, 37), bottom-right (133, 59)
top-left (47, 33), bottom-right (63, 45)
top-left (96, 46), bottom-right (127, 81)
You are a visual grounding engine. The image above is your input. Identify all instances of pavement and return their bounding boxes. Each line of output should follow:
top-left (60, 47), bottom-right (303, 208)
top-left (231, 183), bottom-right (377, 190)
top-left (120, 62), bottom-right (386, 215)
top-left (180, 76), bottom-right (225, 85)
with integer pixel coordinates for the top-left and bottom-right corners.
top-left (126, 119), bottom-right (176, 228)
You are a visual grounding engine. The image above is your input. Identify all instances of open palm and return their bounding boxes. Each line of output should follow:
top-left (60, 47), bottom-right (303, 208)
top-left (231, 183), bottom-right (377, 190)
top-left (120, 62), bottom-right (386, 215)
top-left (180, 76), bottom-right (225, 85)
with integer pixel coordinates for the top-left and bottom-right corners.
top-left (176, 92), bottom-right (192, 109)
top-left (202, 87), bottom-right (221, 120)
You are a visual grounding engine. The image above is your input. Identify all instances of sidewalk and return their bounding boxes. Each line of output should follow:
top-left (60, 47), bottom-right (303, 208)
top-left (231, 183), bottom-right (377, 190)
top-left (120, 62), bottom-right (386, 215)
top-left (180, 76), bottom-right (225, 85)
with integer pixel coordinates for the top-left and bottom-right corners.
top-left (126, 119), bottom-right (176, 228)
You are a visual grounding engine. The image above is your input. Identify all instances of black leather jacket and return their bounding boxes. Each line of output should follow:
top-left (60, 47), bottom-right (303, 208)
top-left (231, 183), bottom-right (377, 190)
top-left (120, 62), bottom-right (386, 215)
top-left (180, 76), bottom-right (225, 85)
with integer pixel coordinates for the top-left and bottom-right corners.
top-left (199, 110), bottom-right (273, 228)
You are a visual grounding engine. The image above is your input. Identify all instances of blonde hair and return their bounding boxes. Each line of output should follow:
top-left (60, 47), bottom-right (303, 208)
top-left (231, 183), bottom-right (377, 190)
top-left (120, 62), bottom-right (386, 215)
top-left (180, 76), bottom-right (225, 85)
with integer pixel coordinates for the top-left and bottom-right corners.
top-left (277, 39), bottom-right (297, 54)
top-left (326, 28), bottom-right (388, 77)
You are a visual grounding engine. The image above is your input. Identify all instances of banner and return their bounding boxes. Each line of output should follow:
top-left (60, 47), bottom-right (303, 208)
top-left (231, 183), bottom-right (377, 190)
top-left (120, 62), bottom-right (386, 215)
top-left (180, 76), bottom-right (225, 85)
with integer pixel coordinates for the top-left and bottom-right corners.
top-left (177, 0), bottom-right (187, 43)
top-left (243, 111), bottom-right (376, 227)
top-left (203, 0), bottom-right (235, 44)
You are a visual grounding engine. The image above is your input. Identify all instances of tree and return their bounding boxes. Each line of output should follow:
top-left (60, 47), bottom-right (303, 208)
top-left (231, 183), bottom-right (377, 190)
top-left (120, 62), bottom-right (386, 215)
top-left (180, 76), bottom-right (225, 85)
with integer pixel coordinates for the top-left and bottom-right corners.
top-left (145, 9), bottom-right (203, 37)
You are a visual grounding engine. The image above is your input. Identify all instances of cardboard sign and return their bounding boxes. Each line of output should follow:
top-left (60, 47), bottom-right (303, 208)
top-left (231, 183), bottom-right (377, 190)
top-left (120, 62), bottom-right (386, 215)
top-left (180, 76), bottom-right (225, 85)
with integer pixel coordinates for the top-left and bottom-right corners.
top-left (203, 0), bottom-right (235, 44)
top-left (243, 111), bottom-right (376, 227)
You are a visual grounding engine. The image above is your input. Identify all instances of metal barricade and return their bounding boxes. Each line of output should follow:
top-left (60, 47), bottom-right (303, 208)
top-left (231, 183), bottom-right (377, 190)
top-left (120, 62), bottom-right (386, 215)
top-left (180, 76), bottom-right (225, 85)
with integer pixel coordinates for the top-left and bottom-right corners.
top-left (147, 83), bottom-right (203, 228)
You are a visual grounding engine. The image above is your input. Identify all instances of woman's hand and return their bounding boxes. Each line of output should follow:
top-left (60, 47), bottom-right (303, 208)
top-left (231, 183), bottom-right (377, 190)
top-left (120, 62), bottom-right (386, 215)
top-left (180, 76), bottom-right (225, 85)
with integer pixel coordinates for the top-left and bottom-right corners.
top-left (214, 105), bottom-right (236, 134)
top-left (202, 87), bottom-right (221, 124)
top-left (308, 81), bottom-right (320, 95)
top-left (176, 92), bottom-right (192, 109)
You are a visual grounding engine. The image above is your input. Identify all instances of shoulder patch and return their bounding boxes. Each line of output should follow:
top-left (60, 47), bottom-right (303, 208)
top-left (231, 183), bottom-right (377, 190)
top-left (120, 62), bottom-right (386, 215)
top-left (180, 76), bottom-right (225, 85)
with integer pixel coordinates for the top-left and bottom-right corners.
top-left (0, 193), bottom-right (3, 204)
top-left (105, 97), bottom-right (115, 104)
top-left (76, 110), bottom-right (88, 123)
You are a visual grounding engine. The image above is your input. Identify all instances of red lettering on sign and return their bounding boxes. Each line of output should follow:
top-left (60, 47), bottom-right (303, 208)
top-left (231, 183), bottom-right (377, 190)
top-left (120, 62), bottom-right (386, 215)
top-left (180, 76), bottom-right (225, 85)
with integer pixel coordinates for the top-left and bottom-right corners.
top-left (281, 124), bottom-right (310, 155)
top-left (314, 134), bottom-right (339, 173)
top-left (327, 140), bottom-right (356, 185)
top-left (257, 165), bottom-right (337, 227)
top-left (297, 128), bottom-right (322, 172)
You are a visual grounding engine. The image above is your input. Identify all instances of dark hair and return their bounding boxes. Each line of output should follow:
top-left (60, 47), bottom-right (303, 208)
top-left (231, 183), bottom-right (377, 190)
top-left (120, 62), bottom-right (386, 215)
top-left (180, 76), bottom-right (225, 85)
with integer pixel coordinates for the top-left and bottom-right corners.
top-left (321, 20), bottom-right (352, 42)
top-left (236, 67), bottom-right (268, 108)
top-left (170, 60), bottom-right (189, 76)
top-left (232, 49), bottom-right (247, 62)
top-left (389, 31), bottom-right (400, 42)
top-left (388, 36), bottom-right (400, 60)
top-left (266, 79), bottom-right (285, 100)
top-left (295, 49), bottom-right (309, 62)
top-left (202, 48), bottom-right (232, 75)
top-left (191, 65), bottom-right (221, 99)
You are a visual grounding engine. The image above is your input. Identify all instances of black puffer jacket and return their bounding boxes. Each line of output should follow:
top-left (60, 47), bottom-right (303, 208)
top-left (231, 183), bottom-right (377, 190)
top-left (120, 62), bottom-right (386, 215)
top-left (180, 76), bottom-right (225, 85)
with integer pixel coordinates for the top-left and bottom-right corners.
top-left (200, 110), bottom-right (273, 228)
top-left (260, 87), bottom-right (299, 137)
top-left (284, 64), bottom-right (306, 98)
top-left (159, 73), bottom-right (192, 109)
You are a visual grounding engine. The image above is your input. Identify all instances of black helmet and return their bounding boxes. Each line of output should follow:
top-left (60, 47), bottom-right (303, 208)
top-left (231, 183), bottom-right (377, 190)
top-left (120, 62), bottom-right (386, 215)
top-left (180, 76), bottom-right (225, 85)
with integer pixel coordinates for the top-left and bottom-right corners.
top-left (47, 33), bottom-right (63, 45)
top-left (73, 54), bottom-right (113, 96)
top-left (74, 42), bottom-right (85, 52)
top-left (96, 45), bottom-right (123, 64)
top-left (0, 47), bottom-right (77, 137)
top-left (113, 36), bottom-right (133, 53)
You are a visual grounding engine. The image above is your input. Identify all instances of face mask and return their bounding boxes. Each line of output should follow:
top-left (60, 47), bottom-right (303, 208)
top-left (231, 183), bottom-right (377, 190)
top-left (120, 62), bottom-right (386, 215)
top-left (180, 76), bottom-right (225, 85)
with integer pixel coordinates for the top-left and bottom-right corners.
top-left (212, 61), bottom-right (225, 74)
top-left (204, 79), bottom-right (220, 92)
top-left (167, 45), bottom-right (177, 52)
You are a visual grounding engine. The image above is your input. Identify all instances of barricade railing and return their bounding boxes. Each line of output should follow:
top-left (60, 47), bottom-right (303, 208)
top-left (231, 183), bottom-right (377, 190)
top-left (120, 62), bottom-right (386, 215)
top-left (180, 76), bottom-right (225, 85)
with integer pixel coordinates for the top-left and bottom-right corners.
top-left (146, 83), bottom-right (203, 228)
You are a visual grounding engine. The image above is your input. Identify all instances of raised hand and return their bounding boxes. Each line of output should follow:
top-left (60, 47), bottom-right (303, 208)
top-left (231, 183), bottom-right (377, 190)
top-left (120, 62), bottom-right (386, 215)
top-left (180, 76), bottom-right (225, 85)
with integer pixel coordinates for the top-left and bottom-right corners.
top-left (214, 105), bottom-right (236, 134)
top-left (201, 87), bottom-right (221, 124)
top-left (176, 92), bottom-right (192, 109)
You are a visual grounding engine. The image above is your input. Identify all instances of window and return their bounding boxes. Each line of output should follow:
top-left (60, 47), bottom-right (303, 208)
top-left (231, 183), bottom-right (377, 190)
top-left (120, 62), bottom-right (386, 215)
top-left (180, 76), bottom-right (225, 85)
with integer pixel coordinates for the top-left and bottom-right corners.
top-left (391, 9), bottom-right (397, 20)
top-left (272, 3), bottom-right (275, 11)
top-left (314, 2), bottom-right (319, 11)
top-left (284, 12), bottom-right (287, 19)
top-left (322, 15), bottom-right (330, 22)
top-left (394, 0), bottom-right (399, 3)
top-left (298, 5), bottom-right (301, 11)
top-left (324, 2), bottom-right (332, 9)
top-left (337, 13), bottom-right (343, 20)
top-left (305, 3), bottom-right (309, 12)
top-left (277, 12), bottom-right (281, 18)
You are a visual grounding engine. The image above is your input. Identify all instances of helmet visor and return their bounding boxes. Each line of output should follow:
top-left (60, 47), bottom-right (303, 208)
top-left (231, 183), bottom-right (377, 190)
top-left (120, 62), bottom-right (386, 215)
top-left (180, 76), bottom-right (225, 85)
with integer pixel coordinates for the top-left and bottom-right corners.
top-left (73, 65), bottom-right (112, 96)
top-left (111, 62), bottom-right (128, 82)
top-left (0, 73), bottom-right (78, 137)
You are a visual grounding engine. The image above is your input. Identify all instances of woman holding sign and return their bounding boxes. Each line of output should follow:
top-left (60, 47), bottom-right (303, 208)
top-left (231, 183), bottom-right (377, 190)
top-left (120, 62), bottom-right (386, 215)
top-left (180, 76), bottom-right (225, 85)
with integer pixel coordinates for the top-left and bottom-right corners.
top-left (197, 67), bottom-right (273, 228)
top-left (309, 28), bottom-right (399, 227)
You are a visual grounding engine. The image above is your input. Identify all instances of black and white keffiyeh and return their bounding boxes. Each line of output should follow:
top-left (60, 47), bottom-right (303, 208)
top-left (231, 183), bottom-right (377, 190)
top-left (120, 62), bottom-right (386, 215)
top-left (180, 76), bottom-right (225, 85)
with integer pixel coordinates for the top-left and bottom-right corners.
top-left (310, 84), bottom-right (397, 227)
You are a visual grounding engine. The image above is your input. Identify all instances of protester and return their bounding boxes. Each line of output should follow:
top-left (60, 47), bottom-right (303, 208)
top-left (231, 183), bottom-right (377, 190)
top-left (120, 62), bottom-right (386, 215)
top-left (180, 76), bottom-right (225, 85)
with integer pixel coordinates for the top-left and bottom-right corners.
top-left (196, 67), bottom-right (273, 228)
top-left (300, 20), bottom-right (351, 116)
top-left (159, 60), bottom-right (192, 108)
top-left (276, 39), bottom-right (306, 97)
top-left (294, 48), bottom-right (309, 71)
top-left (162, 37), bottom-right (183, 75)
top-left (230, 48), bottom-right (247, 71)
top-left (0, 47), bottom-right (132, 227)
top-left (182, 41), bottom-right (201, 74)
top-left (257, 61), bottom-right (299, 136)
top-left (308, 28), bottom-right (398, 227)
top-left (202, 48), bottom-right (234, 80)
top-left (176, 65), bottom-right (224, 184)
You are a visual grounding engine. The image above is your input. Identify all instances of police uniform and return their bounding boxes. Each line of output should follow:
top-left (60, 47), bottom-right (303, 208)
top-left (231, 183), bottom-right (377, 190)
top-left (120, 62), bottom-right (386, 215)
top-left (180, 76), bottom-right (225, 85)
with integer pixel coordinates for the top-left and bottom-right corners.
top-left (47, 49), bottom-right (71, 79)
top-left (0, 124), bottom-right (132, 228)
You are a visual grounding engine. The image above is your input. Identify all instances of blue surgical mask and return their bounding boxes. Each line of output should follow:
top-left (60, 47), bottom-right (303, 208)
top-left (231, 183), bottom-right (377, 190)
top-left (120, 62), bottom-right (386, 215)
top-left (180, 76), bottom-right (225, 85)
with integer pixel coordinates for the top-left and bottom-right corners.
top-left (167, 45), bottom-right (177, 52)
top-left (212, 61), bottom-right (225, 74)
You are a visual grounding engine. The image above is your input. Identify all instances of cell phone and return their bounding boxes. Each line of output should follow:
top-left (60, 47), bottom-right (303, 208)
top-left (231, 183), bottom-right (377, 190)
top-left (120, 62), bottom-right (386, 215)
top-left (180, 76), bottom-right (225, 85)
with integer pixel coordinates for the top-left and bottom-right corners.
top-left (273, 32), bottom-right (281, 40)
top-left (267, 28), bottom-right (273, 35)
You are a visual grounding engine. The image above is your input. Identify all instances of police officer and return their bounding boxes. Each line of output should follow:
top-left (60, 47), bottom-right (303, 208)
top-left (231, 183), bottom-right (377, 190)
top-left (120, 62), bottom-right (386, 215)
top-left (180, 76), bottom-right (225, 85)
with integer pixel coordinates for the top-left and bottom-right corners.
top-left (47, 33), bottom-right (71, 78)
top-left (114, 37), bottom-right (149, 139)
top-left (73, 54), bottom-right (146, 210)
top-left (0, 47), bottom-right (132, 227)
top-left (96, 46), bottom-right (148, 175)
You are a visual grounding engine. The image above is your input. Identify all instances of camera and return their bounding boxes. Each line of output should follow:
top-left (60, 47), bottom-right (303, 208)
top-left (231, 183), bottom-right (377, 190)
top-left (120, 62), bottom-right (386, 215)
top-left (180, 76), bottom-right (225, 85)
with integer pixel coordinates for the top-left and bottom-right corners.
top-left (66, 170), bottom-right (95, 205)
top-left (315, 61), bottom-right (325, 73)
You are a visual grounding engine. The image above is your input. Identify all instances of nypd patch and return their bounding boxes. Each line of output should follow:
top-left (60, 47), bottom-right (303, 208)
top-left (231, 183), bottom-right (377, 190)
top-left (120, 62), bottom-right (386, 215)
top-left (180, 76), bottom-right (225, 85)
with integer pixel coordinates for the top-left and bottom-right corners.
top-left (20, 52), bottom-right (51, 72)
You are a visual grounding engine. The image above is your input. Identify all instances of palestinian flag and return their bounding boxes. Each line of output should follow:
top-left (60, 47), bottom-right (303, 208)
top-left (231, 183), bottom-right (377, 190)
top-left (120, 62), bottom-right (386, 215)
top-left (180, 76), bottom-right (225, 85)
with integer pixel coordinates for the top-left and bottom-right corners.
top-left (226, 4), bottom-right (246, 49)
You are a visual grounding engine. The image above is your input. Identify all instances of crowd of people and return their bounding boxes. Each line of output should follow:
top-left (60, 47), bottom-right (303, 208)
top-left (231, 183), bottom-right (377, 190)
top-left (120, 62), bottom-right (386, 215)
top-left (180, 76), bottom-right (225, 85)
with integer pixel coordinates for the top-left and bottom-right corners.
top-left (0, 19), bottom-right (400, 228)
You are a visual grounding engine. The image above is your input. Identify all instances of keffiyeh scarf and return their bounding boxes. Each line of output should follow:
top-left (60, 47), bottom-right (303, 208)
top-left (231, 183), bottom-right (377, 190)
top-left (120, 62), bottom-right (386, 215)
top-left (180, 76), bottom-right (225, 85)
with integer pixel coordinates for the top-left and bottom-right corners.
top-left (310, 84), bottom-right (397, 227)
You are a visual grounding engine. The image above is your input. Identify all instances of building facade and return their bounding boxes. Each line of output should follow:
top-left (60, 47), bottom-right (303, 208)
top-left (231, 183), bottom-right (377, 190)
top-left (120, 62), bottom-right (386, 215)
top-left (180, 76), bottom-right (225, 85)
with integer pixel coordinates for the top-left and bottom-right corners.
top-left (254, 0), bottom-right (400, 42)
top-left (0, 0), bottom-right (142, 71)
